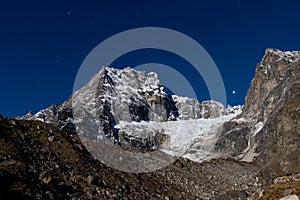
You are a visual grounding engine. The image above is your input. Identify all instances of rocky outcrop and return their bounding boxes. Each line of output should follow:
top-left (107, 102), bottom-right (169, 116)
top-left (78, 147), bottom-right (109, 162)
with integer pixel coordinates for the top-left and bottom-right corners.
top-left (93, 67), bottom-right (170, 141)
top-left (21, 104), bottom-right (76, 134)
top-left (256, 173), bottom-right (300, 200)
top-left (171, 98), bottom-right (232, 120)
top-left (242, 48), bottom-right (300, 123)
top-left (255, 82), bottom-right (300, 175)
top-left (171, 95), bottom-right (201, 119)
top-left (95, 67), bottom-right (170, 123)
top-left (215, 48), bottom-right (300, 176)
top-left (201, 100), bottom-right (226, 118)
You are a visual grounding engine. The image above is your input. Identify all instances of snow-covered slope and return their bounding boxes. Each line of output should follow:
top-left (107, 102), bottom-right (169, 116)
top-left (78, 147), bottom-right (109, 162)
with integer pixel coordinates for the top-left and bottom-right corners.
top-left (116, 113), bottom-right (239, 162)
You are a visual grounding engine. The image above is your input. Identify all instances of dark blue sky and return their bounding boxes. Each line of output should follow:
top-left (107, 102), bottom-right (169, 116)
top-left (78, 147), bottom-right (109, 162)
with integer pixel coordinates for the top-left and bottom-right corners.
top-left (1, 0), bottom-right (299, 117)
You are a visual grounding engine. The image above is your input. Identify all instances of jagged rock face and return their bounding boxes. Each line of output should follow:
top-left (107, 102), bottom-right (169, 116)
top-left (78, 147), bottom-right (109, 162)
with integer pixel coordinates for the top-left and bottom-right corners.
top-left (171, 97), bottom-right (229, 120)
top-left (52, 107), bottom-right (76, 134)
top-left (242, 48), bottom-right (300, 124)
top-left (215, 48), bottom-right (300, 176)
top-left (201, 100), bottom-right (225, 118)
top-left (225, 105), bottom-right (243, 115)
top-left (94, 67), bottom-right (170, 135)
top-left (171, 95), bottom-right (201, 119)
top-left (255, 82), bottom-right (300, 175)
top-left (72, 67), bottom-right (176, 146)
top-left (244, 49), bottom-right (300, 175)
top-left (214, 120), bottom-right (251, 156)
top-left (22, 105), bottom-right (76, 134)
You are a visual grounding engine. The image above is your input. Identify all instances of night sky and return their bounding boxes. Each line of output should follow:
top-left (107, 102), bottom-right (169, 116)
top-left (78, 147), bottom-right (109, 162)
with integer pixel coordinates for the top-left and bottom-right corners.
top-left (1, 0), bottom-right (300, 117)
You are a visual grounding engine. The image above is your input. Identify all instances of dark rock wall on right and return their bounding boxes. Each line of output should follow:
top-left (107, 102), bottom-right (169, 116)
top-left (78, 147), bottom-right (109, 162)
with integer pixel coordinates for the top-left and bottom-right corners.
top-left (242, 48), bottom-right (300, 123)
top-left (216, 48), bottom-right (300, 177)
top-left (247, 48), bottom-right (300, 175)
top-left (256, 81), bottom-right (300, 176)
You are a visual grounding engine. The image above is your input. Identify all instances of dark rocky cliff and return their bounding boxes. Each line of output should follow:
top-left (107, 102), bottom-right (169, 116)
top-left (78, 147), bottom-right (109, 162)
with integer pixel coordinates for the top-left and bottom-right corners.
top-left (215, 48), bottom-right (300, 177)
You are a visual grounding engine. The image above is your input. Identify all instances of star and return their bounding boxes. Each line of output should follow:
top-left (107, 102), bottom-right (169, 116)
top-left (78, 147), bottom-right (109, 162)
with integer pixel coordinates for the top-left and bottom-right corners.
top-left (232, 90), bottom-right (236, 94)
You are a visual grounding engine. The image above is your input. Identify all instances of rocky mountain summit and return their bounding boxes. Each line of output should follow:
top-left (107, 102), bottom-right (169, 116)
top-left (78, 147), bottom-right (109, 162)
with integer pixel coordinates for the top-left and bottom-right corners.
top-left (215, 48), bottom-right (300, 176)
top-left (2, 48), bottom-right (299, 199)
top-left (22, 67), bottom-right (238, 123)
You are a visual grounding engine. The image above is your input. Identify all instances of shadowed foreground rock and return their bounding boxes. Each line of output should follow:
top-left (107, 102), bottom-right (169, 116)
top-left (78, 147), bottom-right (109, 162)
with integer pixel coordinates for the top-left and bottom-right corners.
top-left (0, 117), bottom-right (269, 200)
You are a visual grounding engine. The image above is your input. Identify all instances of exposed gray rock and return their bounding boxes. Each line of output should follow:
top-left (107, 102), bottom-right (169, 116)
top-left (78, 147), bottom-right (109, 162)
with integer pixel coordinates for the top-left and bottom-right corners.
top-left (242, 48), bottom-right (300, 123)
top-left (215, 48), bottom-right (300, 176)
top-left (171, 95), bottom-right (201, 119)
top-left (201, 100), bottom-right (225, 118)
top-left (284, 189), bottom-right (294, 197)
top-left (214, 121), bottom-right (251, 156)
top-left (280, 195), bottom-right (299, 200)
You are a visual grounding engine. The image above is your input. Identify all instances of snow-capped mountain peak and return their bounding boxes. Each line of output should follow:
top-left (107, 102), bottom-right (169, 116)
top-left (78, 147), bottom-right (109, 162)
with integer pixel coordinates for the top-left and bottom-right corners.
top-left (22, 66), bottom-right (242, 163)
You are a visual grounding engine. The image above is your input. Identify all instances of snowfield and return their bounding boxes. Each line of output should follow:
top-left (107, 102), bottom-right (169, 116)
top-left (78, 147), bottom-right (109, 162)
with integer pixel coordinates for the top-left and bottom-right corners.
top-left (117, 113), bottom-right (239, 163)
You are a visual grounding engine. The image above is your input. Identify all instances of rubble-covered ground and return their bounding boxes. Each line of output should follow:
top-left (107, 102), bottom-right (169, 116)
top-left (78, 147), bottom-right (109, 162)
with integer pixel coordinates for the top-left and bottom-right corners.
top-left (0, 116), bottom-right (274, 200)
